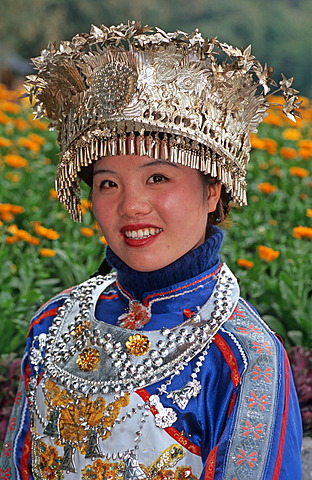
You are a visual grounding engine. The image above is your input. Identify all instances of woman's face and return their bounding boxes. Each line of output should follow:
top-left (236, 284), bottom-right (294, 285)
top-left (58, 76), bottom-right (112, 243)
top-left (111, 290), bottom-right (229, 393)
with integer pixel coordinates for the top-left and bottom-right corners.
top-left (92, 155), bottom-right (221, 272)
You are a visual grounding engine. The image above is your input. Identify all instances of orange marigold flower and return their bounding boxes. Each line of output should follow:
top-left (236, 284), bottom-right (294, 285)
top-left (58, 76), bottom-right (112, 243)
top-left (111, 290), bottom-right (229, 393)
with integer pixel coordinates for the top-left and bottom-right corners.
top-left (299, 148), bottom-right (311, 160)
top-left (0, 137), bottom-right (12, 147)
top-left (269, 219), bottom-right (277, 225)
top-left (28, 116), bottom-right (49, 130)
top-left (99, 236), bottom-right (108, 245)
top-left (14, 117), bottom-right (29, 130)
top-left (263, 138), bottom-right (277, 155)
top-left (7, 224), bottom-right (40, 245)
top-left (250, 135), bottom-right (267, 150)
top-left (5, 172), bottom-right (20, 182)
top-left (258, 182), bottom-right (278, 194)
top-left (1, 211), bottom-right (14, 222)
top-left (33, 224), bottom-right (60, 240)
top-left (5, 235), bottom-right (19, 244)
top-left (257, 245), bottom-right (280, 262)
top-left (263, 111), bottom-right (284, 126)
top-left (293, 226), bottom-right (312, 240)
top-left (28, 132), bottom-right (45, 145)
top-left (49, 189), bottom-right (58, 200)
top-left (282, 128), bottom-right (302, 141)
top-left (271, 167), bottom-right (282, 177)
top-left (79, 198), bottom-right (92, 215)
top-left (17, 137), bottom-right (41, 152)
top-left (237, 258), bottom-right (254, 269)
top-left (80, 227), bottom-right (94, 237)
top-left (4, 153), bottom-right (28, 168)
top-left (0, 111), bottom-right (11, 124)
top-left (298, 139), bottom-right (312, 150)
top-left (280, 147), bottom-right (297, 160)
top-left (306, 209), bottom-right (312, 218)
top-left (289, 166), bottom-right (309, 178)
top-left (39, 248), bottom-right (56, 257)
top-left (0, 100), bottom-right (21, 114)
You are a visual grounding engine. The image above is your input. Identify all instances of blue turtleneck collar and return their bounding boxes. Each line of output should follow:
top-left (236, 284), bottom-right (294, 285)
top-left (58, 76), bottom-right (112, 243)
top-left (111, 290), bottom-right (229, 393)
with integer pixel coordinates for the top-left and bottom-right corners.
top-left (104, 225), bottom-right (224, 301)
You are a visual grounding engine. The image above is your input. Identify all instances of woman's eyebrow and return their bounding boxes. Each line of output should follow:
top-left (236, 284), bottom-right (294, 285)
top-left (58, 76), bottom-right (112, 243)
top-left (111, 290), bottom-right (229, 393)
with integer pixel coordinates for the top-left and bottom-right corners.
top-left (93, 168), bottom-right (116, 176)
top-left (139, 160), bottom-right (179, 169)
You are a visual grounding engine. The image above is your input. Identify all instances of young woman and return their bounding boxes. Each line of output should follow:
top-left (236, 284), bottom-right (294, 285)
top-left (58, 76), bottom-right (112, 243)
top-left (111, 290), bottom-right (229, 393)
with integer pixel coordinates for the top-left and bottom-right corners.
top-left (1, 22), bottom-right (302, 480)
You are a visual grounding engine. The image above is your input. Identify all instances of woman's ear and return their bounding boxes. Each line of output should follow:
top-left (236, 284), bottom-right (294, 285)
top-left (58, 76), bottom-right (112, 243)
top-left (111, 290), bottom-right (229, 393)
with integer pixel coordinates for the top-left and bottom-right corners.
top-left (207, 182), bottom-right (222, 213)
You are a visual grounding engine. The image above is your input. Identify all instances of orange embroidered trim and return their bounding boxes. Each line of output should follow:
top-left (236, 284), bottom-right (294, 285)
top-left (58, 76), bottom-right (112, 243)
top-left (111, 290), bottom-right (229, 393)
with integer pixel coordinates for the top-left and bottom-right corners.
top-left (214, 333), bottom-right (240, 388)
top-left (204, 444), bottom-right (218, 480)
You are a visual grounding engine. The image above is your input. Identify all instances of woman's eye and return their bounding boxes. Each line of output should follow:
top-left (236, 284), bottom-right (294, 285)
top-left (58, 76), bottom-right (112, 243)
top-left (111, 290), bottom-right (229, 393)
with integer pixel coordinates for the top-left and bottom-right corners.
top-left (148, 174), bottom-right (167, 184)
top-left (99, 179), bottom-right (117, 189)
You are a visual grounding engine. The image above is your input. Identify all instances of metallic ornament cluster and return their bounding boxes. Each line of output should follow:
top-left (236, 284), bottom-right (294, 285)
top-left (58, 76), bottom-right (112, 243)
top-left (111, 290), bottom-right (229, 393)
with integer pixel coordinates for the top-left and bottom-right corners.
top-left (24, 22), bottom-right (301, 221)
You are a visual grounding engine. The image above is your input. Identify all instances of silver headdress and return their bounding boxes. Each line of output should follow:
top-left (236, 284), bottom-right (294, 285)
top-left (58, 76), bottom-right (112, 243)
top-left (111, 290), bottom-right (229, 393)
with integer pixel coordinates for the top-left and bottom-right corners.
top-left (24, 21), bottom-right (301, 221)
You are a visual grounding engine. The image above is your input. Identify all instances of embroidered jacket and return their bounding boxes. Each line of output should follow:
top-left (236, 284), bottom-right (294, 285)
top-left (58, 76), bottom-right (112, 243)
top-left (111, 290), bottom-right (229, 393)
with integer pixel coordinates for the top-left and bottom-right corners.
top-left (0, 263), bottom-right (302, 480)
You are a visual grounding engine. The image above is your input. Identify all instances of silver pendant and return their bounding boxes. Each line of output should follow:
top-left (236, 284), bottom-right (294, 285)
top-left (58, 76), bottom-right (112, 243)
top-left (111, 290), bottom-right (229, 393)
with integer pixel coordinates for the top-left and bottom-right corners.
top-left (167, 379), bottom-right (202, 410)
top-left (149, 394), bottom-right (177, 428)
top-left (60, 444), bottom-right (77, 473)
top-left (123, 450), bottom-right (146, 480)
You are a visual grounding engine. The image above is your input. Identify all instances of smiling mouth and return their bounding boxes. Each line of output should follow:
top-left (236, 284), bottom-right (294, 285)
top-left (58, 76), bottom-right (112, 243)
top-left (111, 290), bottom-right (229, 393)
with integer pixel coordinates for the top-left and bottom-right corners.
top-left (124, 227), bottom-right (163, 239)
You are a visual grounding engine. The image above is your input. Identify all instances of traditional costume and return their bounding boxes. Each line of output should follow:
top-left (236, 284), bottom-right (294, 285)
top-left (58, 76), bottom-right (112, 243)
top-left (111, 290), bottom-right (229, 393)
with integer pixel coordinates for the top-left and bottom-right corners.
top-left (1, 22), bottom-right (302, 480)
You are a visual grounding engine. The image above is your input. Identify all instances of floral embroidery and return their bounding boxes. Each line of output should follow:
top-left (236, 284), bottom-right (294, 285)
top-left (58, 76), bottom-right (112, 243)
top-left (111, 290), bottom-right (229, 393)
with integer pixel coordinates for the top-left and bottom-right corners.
top-left (251, 366), bottom-right (272, 383)
top-left (251, 341), bottom-right (272, 355)
top-left (44, 379), bottom-right (130, 453)
top-left (14, 391), bottom-right (21, 405)
top-left (236, 449), bottom-right (258, 467)
top-left (237, 325), bottom-right (261, 335)
top-left (33, 439), bottom-right (64, 480)
top-left (8, 417), bottom-right (16, 431)
top-left (0, 467), bottom-right (11, 480)
top-left (1, 444), bottom-right (11, 457)
top-left (247, 392), bottom-right (268, 411)
top-left (242, 421), bottom-right (264, 439)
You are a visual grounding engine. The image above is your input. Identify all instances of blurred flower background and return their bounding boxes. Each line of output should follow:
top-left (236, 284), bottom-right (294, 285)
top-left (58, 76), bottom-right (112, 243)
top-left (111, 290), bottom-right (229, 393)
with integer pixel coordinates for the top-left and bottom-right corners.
top-left (0, 0), bottom-right (311, 443)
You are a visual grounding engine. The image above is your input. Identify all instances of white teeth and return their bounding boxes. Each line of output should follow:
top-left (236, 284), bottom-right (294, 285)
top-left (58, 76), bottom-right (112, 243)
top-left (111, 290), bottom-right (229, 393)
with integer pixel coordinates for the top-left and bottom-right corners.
top-left (124, 228), bottom-right (162, 239)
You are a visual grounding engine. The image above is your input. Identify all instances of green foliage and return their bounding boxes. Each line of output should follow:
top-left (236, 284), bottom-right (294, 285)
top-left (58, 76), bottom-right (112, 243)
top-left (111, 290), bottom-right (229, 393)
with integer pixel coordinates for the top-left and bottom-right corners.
top-left (0, 86), bottom-right (311, 357)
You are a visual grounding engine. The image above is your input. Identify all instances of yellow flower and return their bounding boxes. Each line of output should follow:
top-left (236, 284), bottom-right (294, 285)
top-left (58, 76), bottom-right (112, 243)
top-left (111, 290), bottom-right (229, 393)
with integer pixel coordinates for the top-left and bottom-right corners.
top-left (80, 227), bottom-right (94, 237)
top-left (257, 245), bottom-right (280, 262)
top-left (33, 223), bottom-right (60, 240)
top-left (258, 182), bottom-right (278, 194)
top-left (100, 236), bottom-right (108, 245)
top-left (39, 248), bottom-right (56, 257)
top-left (306, 209), bottom-right (312, 218)
top-left (4, 153), bottom-right (28, 168)
top-left (293, 226), bottom-right (312, 240)
top-left (280, 147), bottom-right (297, 160)
top-left (289, 166), bottom-right (309, 178)
top-left (237, 258), bottom-right (254, 269)
top-left (282, 128), bottom-right (302, 141)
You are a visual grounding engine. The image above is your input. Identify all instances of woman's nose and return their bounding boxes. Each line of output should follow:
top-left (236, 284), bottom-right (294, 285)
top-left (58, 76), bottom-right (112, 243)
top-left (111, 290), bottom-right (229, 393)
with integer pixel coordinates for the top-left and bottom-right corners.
top-left (118, 185), bottom-right (151, 217)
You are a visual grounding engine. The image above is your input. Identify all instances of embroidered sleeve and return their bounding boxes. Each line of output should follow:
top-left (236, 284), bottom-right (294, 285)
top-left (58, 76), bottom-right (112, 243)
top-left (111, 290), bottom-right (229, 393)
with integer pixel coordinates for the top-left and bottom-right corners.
top-left (202, 299), bottom-right (302, 480)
